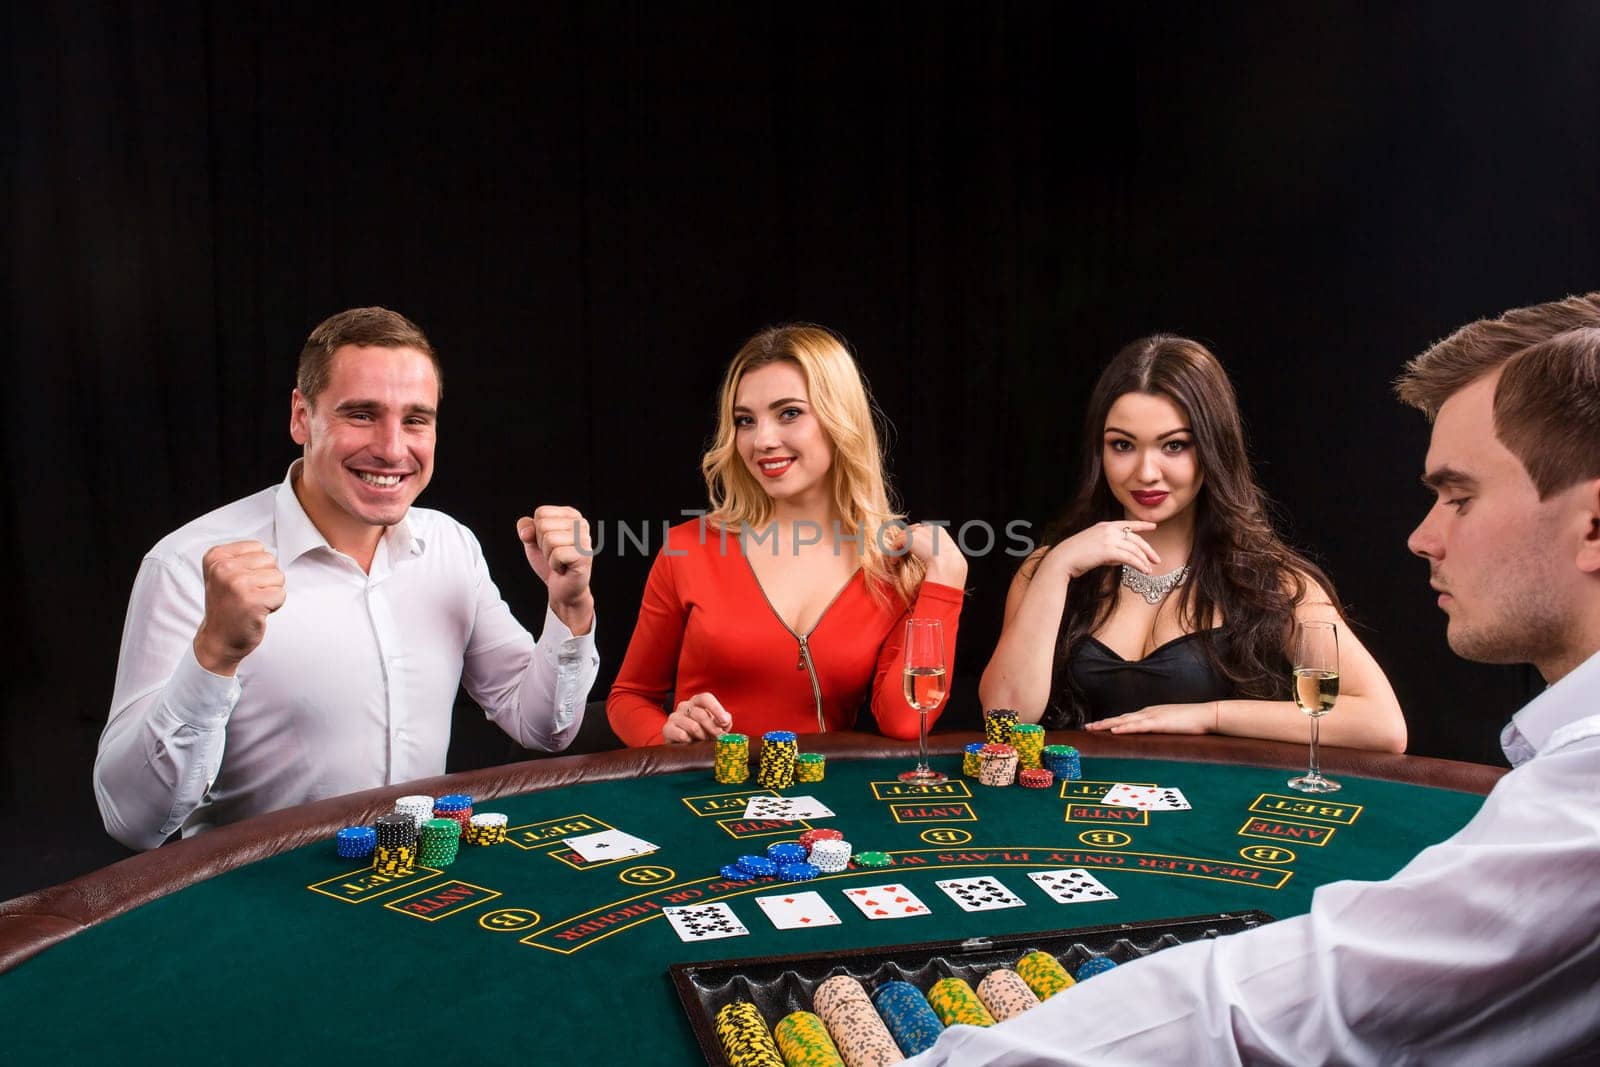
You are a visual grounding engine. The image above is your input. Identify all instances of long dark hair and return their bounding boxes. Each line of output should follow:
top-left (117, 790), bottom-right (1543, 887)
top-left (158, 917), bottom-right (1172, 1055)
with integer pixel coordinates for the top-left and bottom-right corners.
top-left (1036, 335), bottom-right (1340, 727)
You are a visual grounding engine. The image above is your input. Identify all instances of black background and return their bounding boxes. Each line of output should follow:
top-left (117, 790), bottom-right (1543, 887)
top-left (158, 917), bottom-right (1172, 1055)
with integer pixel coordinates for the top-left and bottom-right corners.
top-left (5, 2), bottom-right (1597, 899)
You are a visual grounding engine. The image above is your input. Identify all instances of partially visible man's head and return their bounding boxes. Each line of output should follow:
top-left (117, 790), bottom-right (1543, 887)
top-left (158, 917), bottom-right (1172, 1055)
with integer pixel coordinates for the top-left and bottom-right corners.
top-left (1403, 307), bottom-right (1600, 680)
top-left (1395, 292), bottom-right (1600, 423)
top-left (298, 307), bottom-right (442, 406)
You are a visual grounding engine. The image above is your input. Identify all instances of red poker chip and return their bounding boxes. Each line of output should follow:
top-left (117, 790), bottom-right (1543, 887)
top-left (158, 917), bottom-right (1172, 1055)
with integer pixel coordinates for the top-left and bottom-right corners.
top-left (799, 828), bottom-right (845, 849)
top-left (1019, 768), bottom-right (1054, 788)
top-left (980, 743), bottom-right (1017, 756)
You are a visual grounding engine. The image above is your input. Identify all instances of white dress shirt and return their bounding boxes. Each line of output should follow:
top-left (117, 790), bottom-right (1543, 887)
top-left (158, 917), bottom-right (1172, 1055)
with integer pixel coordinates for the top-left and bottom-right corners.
top-left (909, 650), bottom-right (1600, 1066)
top-left (95, 464), bottom-right (599, 850)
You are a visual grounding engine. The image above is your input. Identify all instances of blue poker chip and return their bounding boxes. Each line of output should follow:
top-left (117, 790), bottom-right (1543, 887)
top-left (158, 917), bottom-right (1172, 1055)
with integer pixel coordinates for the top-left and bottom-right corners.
top-left (720, 863), bottom-right (754, 881)
top-left (736, 855), bottom-right (779, 877)
top-left (335, 826), bottom-right (377, 858)
top-left (762, 730), bottom-right (798, 742)
top-left (776, 862), bottom-right (819, 881)
top-left (1075, 956), bottom-right (1118, 980)
top-left (433, 793), bottom-right (473, 813)
top-left (766, 842), bottom-right (807, 864)
top-left (964, 741), bottom-right (984, 754)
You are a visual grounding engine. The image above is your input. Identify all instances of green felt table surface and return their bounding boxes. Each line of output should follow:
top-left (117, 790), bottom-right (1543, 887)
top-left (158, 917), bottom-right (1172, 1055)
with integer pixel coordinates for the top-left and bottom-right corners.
top-left (4, 753), bottom-right (1485, 1064)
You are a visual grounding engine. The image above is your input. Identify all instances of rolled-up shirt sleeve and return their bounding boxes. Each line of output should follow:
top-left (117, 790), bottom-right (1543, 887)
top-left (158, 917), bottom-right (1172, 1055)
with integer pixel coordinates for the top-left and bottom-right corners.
top-left (461, 551), bottom-right (599, 753)
top-left (907, 719), bottom-right (1600, 1066)
top-left (95, 556), bottom-right (241, 850)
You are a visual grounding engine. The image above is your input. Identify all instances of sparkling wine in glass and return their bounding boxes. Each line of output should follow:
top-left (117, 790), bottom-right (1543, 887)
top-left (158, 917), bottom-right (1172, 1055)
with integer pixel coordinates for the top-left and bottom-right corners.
top-left (897, 618), bottom-right (948, 784)
top-left (1288, 620), bottom-right (1341, 793)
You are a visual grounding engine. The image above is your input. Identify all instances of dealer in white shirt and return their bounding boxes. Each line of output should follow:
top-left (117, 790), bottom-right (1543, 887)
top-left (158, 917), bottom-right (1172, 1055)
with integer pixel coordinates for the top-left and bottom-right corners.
top-left (95, 307), bottom-right (600, 850)
top-left (908, 302), bottom-right (1600, 1065)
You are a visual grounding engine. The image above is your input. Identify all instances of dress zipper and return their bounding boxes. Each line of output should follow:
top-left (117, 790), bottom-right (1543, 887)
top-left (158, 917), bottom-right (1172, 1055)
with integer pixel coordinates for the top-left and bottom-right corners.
top-left (743, 557), bottom-right (857, 733)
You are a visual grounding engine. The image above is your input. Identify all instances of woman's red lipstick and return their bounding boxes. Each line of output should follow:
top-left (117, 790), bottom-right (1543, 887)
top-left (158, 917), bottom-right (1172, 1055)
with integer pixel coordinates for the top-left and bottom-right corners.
top-left (1130, 490), bottom-right (1169, 506)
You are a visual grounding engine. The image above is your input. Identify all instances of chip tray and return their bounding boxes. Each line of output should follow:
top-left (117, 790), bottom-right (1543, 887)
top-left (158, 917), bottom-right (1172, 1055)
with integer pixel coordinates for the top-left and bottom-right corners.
top-left (670, 909), bottom-right (1274, 1066)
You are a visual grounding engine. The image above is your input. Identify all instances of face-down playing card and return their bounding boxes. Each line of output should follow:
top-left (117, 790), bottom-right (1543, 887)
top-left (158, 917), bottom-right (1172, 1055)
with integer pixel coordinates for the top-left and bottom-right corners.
top-left (1028, 868), bottom-right (1119, 904)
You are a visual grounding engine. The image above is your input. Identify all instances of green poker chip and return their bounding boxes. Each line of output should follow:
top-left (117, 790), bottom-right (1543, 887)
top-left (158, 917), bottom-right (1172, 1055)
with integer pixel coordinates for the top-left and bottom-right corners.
top-left (852, 851), bottom-right (893, 868)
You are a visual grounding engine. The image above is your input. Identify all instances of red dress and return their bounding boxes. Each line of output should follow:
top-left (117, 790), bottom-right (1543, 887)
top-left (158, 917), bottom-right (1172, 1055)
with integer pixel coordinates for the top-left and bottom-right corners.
top-left (607, 520), bottom-right (965, 746)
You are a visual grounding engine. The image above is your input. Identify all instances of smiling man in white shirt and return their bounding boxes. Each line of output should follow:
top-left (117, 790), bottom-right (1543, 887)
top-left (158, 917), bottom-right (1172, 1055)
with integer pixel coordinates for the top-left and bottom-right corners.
top-left (95, 307), bottom-right (599, 849)
top-left (908, 293), bottom-right (1600, 1066)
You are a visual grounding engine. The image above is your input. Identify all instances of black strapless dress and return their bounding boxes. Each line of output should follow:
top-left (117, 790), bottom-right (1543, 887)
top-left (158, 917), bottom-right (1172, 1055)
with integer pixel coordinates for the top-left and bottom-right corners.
top-left (1056, 631), bottom-right (1238, 724)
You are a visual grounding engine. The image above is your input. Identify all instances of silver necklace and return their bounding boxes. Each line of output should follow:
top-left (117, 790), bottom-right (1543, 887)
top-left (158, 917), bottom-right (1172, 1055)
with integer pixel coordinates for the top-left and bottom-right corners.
top-left (1120, 563), bottom-right (1190, 604)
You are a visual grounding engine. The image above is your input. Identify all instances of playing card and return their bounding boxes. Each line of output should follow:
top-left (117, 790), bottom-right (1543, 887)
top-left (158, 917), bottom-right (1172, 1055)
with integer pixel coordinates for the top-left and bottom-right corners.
top-left (664, 902), bottom-right (749, 942)
top-left (934, 876), bottom-right (1027, 913)
top-left (1028, 868), bottom-right (1119, 904)
top-left (743, 795), bottom-right (836, 820)
top-left (755, 890), bottom-right (842, 930)
top-left (1100, 783), bottom-right (1191, 811)
top-left (842, 883), bottom-right (932, 920)
top-left (562, 828), bottom-right (659, 862)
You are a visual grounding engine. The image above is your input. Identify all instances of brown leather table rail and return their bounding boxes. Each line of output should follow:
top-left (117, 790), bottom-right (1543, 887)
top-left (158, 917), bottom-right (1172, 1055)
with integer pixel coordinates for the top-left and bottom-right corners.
top-left (0, 732), bottom-right (1504, 974)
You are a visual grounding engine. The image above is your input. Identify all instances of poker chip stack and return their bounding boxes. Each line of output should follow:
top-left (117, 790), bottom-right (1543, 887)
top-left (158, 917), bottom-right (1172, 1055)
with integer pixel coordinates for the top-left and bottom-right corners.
top-left (373, 813), bottom-right (418, 875)
top-left (813, 976), bottom-right (902, 1067)
top-left (715, 733), bottom-right (751, 784)
top-left (734, 854), bottom-right (779, 880)
top-left (394, 794), bottom-right (435, 830)
top-left (808, 839), bottom-right (852, 874)
top-left (984, 708), bottom-right (1019, 746)
top-left (977, 743), bottom-right (1019, 787)
top-left (714, 1001), bottom-right (785, 1067)
top-left (871, 980), bottom-right (945, 1056)
top-left (795, 752), bottom-right (826, 784)
top-left (1010, 723), bottom-right (1045, 769)
top-left (962, 741), bottom-right (984, 778)
top-left (1016, 950), bottom-right (1076, 1000)
top-left (757, 731), bottom-right (798, 790)
top-left (464, 812), bottom-right (508, 846)
top-left (335, 826), bottom-right (376, 860)
top-left (1018, 768), bottom-right (1054, 789)
top-left (798, 828), bottom-right (843, 851)
top-left (975, 969), bottom-right (1041, 1022)
top-left (418, 817), bottom-right (461, 868)
top-left (766, 841), bottom-right (820, 881)
top-left (927, 977), bottom-right (995, 1028)
top-left (773, 1010), bottom-right (846, 1067)
top-left (1042, 745), bottom-right (1081, 781)
top-left (1074, 956), bottom-right (1119, 981)
top-left (433, 793), bottom-right (474, 834)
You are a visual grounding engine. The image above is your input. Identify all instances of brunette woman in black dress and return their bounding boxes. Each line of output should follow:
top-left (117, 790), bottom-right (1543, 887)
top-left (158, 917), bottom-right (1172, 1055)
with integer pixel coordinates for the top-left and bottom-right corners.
top-left (979, 335), bottom-right (1406, 750)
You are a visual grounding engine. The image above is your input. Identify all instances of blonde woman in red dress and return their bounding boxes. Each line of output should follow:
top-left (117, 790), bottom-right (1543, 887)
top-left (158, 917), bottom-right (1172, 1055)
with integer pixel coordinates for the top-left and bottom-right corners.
top-left (608, 324), bottom-right (968, 746)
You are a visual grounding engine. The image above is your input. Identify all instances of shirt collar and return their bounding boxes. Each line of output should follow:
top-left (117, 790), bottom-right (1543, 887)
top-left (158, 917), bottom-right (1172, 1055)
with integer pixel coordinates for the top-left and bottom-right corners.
top-left (1501, 647), bottom-right (1600, 767)
top-left (272, 460), bottom-right (424, 566)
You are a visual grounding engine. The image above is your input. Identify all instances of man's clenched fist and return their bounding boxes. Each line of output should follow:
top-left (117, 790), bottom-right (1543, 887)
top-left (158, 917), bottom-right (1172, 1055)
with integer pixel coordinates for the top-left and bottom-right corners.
top-left (193, 540), bottom-right (286, 676)
top-left (517, 505), bottom-right (594, 635)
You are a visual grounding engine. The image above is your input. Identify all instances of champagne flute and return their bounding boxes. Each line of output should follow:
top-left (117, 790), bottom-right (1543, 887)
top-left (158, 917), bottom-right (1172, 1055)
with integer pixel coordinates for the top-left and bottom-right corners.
top-left (897, 618), bottom-right (948, 784)
top-left (1287, 620), bottom-right (1341, 793)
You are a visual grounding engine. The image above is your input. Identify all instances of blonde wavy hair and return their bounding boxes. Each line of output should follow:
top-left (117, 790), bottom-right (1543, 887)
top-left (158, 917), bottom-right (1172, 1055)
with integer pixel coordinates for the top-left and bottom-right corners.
top-left (701, 324), bottom-right (924, 605)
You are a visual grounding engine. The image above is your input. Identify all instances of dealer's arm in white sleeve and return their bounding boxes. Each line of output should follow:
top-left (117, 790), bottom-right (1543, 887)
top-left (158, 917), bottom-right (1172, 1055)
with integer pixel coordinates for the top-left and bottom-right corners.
top-left (462, 552), bottom-right (599, 752)
top-left (908, 718), bottom-right (1600, 1066)
top-left (94, 556), bottom-right (241, 851)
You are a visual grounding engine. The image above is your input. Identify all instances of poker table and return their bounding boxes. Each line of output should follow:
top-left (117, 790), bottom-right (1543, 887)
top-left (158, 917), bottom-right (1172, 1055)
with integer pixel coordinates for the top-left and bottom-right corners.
top-left (0, 733), bottom-right (1501, 1064)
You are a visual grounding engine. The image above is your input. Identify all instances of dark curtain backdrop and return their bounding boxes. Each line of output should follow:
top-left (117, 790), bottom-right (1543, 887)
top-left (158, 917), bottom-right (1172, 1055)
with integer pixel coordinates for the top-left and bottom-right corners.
top-left (5, 1), bottom-right (1598, 898)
